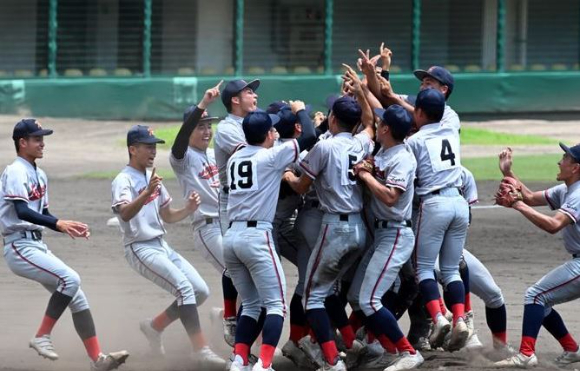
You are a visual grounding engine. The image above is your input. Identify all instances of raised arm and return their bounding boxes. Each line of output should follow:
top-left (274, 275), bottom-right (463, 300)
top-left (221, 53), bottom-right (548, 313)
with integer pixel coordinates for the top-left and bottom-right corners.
top-left (289, 100), bottom-right (316, 151)
top-left (498, 148), bottom-right (547, 206)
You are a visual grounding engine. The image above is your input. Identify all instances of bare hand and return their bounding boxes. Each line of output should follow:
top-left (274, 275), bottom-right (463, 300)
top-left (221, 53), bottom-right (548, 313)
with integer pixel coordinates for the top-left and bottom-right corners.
top-left (57, 220), bottom-right (90, 239)
top-left (289, 100), bottom-right (306, 114)
top-left (147, 167), bottom-right (163, 195)
top-left (313, 111), bottom-right (326, 127)
top-left (498, 147), bottom-right (513, 176)
top-left (342, 64), bottom-right (363, 94)
top-left (378, 75), bottom-right (394, 98)
top-left (199, 80), bottom-right (223, 109)
top-left (379, 42), bottom-right (393, 70)
top-left (185, 191), bottom-right (201, 212)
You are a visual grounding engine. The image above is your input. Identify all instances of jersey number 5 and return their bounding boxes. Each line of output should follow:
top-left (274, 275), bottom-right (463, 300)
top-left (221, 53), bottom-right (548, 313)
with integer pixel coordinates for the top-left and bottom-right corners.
top-left (229, 160), bottom-right (253, 190)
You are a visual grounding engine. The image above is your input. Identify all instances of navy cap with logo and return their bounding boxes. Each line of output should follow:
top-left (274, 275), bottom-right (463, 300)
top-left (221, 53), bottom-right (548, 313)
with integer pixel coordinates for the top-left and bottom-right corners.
top-left (275, 107), bottom-right (298, 139)
top-left (12, 119), bottom-right (53, 140)
top-left (414, 66), bottom-right (455, 97)
top-left (373, 105), bottom-right (413, 139)
top-left (127, 125), bottom-right (166, 146)
top-left (266, 101), bottom-right (287, 114)
top-left (182, 105), bottom-right (220, 124)
top-left (560, 142), bottom-right (580, 163)
top-left (415, 88), bottom-right (446, 120)
top-left (221, 79), bottom-right (260, 109)
top-left (242, 111), bottom-right (280, 144)
top-left (332, 96), bottom-right (362, 128)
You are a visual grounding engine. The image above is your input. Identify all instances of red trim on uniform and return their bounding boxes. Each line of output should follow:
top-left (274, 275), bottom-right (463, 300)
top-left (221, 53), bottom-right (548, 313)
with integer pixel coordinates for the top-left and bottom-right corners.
top-left (299, 162), bottom-right (317, 179)
top-left (232, 143), bottom-right (246, 154)
top-left (112, 200), bottom-right (130, 208)
top-left (4, 195), bottom-right (29, 201)
top-left (370, 229), bottom-right (400, 312)
top-left (11, 242), bottom-right (67, 293)
top-left (198, 230), bottom-right (225, 270)
top-left (468, 199), bottom-right (478, 205)
top-left (385, 181), bottom-right (407, 191)
top-left (533, 274), bottom-right (580, 304)
top-left (160, 197), bottom-right (172, 208)
top-left (559, 208), bottom-right (577, 223)
top-left (292, 140), bottom-right (299, 163)
top-left (304, 225), bottom-right (329, 310)
top-left (266, 231), bottom-right (286, 315)
top-left (544, 190), bottom-right (556, 210)
top-left (412, 201), bottom-right (423, 270)
top-left (129, 244), bottom-right (184, 304)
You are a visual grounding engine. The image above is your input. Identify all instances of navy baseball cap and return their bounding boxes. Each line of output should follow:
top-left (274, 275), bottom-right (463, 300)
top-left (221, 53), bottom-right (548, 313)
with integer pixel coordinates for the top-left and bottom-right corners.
top-left (332, 96), bottom-right (362, 128)
top-left (374, 105), bottom-right (413, 139)
top-left (182, 105), bottom-right (219, 124)
top-left (127, 125), bottom-right (165, 146)
top-left (12, 119), bottom-right (53, 140)
top-left (221, 79), bottom-right (260, 108)
top-left (415, 88), bottom-right (445, 120)
top-left (242, 111), bottom-right (280, 144)
top-left (560, 142), bottom-right (580, 163)
top-left (414, 66), bottom-right (455, 96)
top-left (266, 101), bottom-right (287, 114)
top-left (275, 107), bottom-right (298, 139)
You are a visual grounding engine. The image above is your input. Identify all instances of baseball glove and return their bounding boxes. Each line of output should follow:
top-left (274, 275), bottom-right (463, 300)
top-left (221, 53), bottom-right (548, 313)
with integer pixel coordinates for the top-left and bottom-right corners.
top-left (495, 177), bottom-right (523, 207)
top-left (355, 159), bottom-right (374, 175)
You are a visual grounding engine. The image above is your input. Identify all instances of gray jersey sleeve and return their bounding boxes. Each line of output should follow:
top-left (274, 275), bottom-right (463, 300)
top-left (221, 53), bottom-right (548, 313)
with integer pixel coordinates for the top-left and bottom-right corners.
top-left (111, 174), bottom-right (132, 212)
top-left (300, 140), bottom-right (329, 179)
top-left (2, 165), bottom-right (30, 203)
top-left (215, 122), bottom-right (246, 156)
top-left (544, 184), bottom-right (567, 211)
top-left (460, 167), bottom-right (478, 205)
top-left (158, 183), bottom-right (172, 208)
top-left (270, 139), bottom-right (299, 170)
top-left (169, 151), bottom-right (191, 174)
top-left (383, 158), bottom-right (415, 192)
top-left (354, 131), bottom-right (374, 157)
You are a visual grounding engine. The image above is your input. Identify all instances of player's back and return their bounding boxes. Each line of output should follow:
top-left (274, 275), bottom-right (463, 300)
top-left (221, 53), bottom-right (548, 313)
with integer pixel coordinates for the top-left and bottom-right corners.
top-left (407, 122), bottom-right (462, 196)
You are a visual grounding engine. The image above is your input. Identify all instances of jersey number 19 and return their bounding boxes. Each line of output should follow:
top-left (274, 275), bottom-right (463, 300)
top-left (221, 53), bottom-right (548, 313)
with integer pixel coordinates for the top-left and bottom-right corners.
top-left (229, 160), bottom-right (257, 191)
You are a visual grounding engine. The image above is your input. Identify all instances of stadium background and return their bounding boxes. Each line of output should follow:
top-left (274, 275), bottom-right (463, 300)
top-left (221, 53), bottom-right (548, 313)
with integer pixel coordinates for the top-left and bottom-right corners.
top-left (0, 0), bottom-right (579, 120)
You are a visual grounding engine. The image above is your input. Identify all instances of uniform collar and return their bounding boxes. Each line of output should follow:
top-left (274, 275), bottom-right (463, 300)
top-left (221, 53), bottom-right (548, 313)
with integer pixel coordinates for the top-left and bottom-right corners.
top-left (334, 132), bottom-right (353, 139)
top-left (419, 122), bottom-right (442, 132)
top-left (227, 114), bottom-right (244, 124)
top-left (15, 156), bottom-right (37, 170)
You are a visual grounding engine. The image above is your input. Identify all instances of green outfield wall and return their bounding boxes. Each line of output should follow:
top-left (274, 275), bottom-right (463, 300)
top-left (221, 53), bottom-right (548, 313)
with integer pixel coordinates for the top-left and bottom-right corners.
top-left (1, 72), bottom-right (579, 120)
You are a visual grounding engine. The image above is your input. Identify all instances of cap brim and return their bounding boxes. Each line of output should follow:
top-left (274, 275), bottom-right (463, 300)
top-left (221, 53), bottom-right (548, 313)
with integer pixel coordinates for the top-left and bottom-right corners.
top-left (29, 129), bottom-right (54, 137)
top-left (246, 79), bottom-right (260, 92)
top-left (199, 116), bottom-right (220, 123)
top-left (560, 142), bottom-right (579, 161)
top-left (413, 69), bottom-right (433, 82)
top-left (136, 137), bottom-right (166, 145)
top-left (373, 108), bottom-right (386, 118)
top-left (268, 114), bottom-right (281, 126)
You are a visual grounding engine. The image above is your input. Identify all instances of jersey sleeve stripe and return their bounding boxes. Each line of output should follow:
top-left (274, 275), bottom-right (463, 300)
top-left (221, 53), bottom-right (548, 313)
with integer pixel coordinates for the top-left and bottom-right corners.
top-left (231, 143), bottom-right (246, 154)
top-left (559, 208), bottom-right (577, 223)
top-left (160, 197), bottom-right (172, 208)
top-left (292, 140), bottom-right (298, 163)
top-left (544, 190), bottom-right (556, 210)
top-left (385, 181), bottom-right (407, 191)
top-left (112, 200), bottom-right (130, 207)
top-left (468, 199), bottom-right (479, 205)
top-left (4, 195), bottom-right (29, 202)
top-left (299, 162), bottom-right (317, 179)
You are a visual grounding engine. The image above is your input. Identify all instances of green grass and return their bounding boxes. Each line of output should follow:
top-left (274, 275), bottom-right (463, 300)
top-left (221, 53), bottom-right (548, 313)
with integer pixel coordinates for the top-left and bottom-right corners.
top-left (460, 127), bottom-right (558, 146)
top-left (81, 168), bottom-right (176, 180)
top-left (463, 154), bottom-right (561, 181)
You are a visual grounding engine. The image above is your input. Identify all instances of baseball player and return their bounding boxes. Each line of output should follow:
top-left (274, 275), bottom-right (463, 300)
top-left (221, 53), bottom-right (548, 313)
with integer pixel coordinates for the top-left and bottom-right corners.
top-left (494, 145), bottom-right (580, 368)
top-left (283, 96), bottom-right (375, 371)
top-left (1, 119), bottom-right (128, 370)
top-left (111, 125), bottom-right (224, 368)
top-left (405, 89), bottom-right (470, 351)
top-left (213, 78), bottom-right (259, 344)
top-left (224, 108), bottom-right (316, 371)
top-left (168, 81), bottom-right (241, 346)
top-left (346, 105), bottom-right (424, 371)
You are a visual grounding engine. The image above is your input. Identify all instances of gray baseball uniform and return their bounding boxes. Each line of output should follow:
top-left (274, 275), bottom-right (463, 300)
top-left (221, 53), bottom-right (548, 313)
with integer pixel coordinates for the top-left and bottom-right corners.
top-left (170, 148), bottom-right (225, 273)
top-left (399, 94), bottom-right (460, 133)
top-left (112, 166), bottom-right (209, 306)
top-left (524, 182), bottom-right (580, 308)
top-left (1, 157), bottom-right (89, 313)
top-left (406, 122), bottom-right (469, 285)
top-left (223, 139), bottom-right (299, 319)
top-left (300, 131), bottom-right (374, 310)
top-left (214, 114), bottom-right (246, 234)
top-left (347, 143), bottom-right (417, 316)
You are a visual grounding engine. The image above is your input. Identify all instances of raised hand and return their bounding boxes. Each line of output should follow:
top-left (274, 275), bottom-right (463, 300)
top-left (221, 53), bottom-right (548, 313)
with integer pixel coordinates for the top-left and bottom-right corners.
top-left (147, 167), bottom-right (163, 195)
top-left (289, 100), bottom-right (306, 114)
top-left (57, 220), bottom-right (90, 239)
top-left (199, 80), bottom-right (223, 109)
top-left (313, 111), bottom-right (326, 127)
top-left (498, 147), bottom-right (513, 176)
top-left (379, 42), bottom-right (393, 70)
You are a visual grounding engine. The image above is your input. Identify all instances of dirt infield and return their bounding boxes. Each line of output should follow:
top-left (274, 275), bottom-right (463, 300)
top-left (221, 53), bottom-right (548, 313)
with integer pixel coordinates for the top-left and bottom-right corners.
top-left (1, 115), bottom-right (579, 370)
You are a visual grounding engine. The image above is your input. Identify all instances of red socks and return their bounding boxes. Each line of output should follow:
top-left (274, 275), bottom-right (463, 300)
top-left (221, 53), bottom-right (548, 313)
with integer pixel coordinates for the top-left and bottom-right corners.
top-left (36, 315), bottom-right (58, 337)
top-left (451, 303), bottom-right (465, 325)
top-left (338, 325), bottom-right (355, 349)
top-left (83, 336), bottom-right (102, 362)
top-left (425, 300), bottom-right (442, 323)
top-left (520, 336), bottom-right (536, 356)
top-left (320, 340), bottom-right (339, 364)
top-left (259, 344), bottom-right (276, 368)
top-left (234, 343), bottom-right (251, 365)
top-left (224, 299), bottom-right (237, 318)
top-left (558, 333), bottom-right (579, 352)
top-left (151, 312), bottom-right (174, 332)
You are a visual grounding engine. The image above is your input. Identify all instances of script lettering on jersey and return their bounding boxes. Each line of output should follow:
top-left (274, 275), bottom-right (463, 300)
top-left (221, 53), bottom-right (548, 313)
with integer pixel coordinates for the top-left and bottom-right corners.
top-left (27, 182), bottom-right (46, 201)
top-left (198, 163), bottom-right (220, 188)
top-left (138, 186), bottom-right (160, 205)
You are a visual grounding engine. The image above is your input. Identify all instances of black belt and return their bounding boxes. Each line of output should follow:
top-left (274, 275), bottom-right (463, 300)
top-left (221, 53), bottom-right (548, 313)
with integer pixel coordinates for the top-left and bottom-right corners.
top-left (229, 220), bottom-right (258, 228)
top-left (339, 214), bottom-right (349, 222)
top-left (430, 187), bottom-right (462, 196)
top-left (574, 254), bottom-right (579, 259)
top-left (222, 186), bottom-right (229, 195)
top-left (308, 200), bottom-right (320, 208)
top-left (374, 220), bottom-right (412, 229)
top-left (205, 218), bottom-right (217, 225)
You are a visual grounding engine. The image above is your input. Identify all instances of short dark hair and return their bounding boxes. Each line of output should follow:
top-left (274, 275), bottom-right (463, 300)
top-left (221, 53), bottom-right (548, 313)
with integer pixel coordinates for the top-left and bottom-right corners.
top-left (420, 107), bottom-right (444, 123)
top-left (379, 120), bottom-right (407, 142)
top-left (14, 139), bottom-right (20, 153)
top-left (334, 116), bottom-right (357, 133)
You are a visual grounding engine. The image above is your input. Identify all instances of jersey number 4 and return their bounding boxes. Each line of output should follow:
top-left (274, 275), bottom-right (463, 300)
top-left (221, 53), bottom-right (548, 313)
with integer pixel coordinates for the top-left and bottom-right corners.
top-left (425, 136), bottom-right (460, 172)
top-left (229, 160), bottom-right (254, 191)
top-left (440, 139), bottom-right (456, 166)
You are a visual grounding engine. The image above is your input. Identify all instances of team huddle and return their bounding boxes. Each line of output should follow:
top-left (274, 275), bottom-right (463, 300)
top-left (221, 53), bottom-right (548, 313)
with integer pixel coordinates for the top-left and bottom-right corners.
top-left (2, 45), bottom-right (580, 371)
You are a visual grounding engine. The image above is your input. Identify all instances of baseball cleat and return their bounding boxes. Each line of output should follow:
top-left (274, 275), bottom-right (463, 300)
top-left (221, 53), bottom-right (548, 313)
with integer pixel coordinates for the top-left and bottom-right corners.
top-left (385, 351), bottom-right (424, 371)
top-left (360, 351), bottom-right (398, 368)
top-left (411, 336), bottom-right (431, 351)
top-left (298, 335), bottom-right (324, 368)
top-left (554, 346), bottom-right (580, 366)
top-left (493, 338), bottom-right (518, 358)
top-left (465, 333), bottom-right (484, 351)
top-left (494, 353), bottom-right (538, 368)
top-left (229, 354), bottom-right (252, 371)
top-left (317, 358), bottom-right (347, 371)
top-left (191, 346), bottom-right (227, 368)
top-left (429, 315), bottom-right (451, 349)
top-left (251, 358), bottom-right (275, 371)
top-left (344, 339), bottom-right (366, 369)
top-left (282, 339), bottom-right (317, 369)
top-left (224, 316), bottom-right (237, 347)
top-left (447, 317), bottom-right (469, 352)
top-left (90, 351), bottom-right (129, 371)
top-left (29, 334), bottom-right (59, 360)
top-left (139, 319), bottom-right (165, 356)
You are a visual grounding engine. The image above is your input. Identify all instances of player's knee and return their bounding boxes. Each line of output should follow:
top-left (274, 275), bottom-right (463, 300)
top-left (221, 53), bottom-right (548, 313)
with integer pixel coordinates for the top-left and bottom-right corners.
top-left (69, 290), bottom-right (90, 313)
top-left (524, 285), bottom-right (545, 306)
top-left (63, 269), bottom-right (82, 296)
top-left (194, 281), bottom-right (210, 306)
top-left (177, 280), bottom-right (196, 304)
top-left (359, 297), bottom-right (378, 317)
top-left (241, 302), bottom-right (262, 321)
top-left (483, 289), bottom-right (505, 308)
